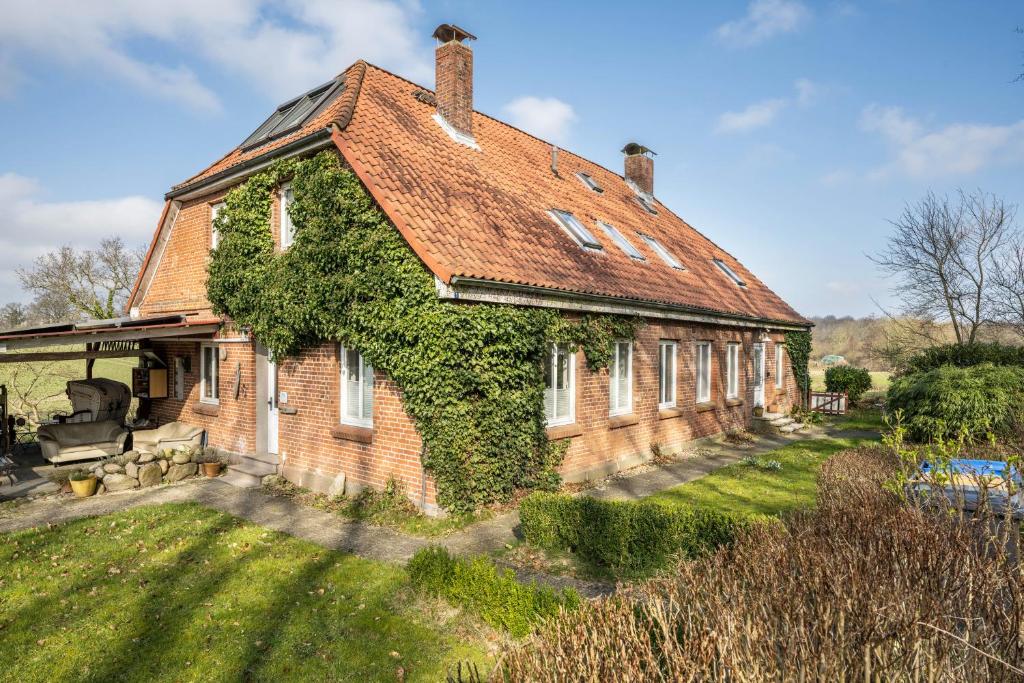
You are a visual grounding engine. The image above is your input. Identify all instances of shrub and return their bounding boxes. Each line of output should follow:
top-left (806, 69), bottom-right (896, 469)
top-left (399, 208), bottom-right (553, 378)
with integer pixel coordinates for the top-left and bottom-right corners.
top-left (824, 365), bottom-right (872, 403)
top-left (407, 547), bottom-right (580, 637)
top-left (886, 363), bottom-right (1024, 441)
top-left (494, 448), bottom-right (1024, 681)
top-left (902, 342), bottom-right (1024, 376)
top-left (519, 492), bottom-right (740, 576)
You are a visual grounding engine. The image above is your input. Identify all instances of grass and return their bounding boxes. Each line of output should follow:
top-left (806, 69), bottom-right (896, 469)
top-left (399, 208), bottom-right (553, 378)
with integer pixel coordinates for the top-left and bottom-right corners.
top-left (262, 476), bottom-right (492, 539)
top-left (645, 437), bottom-right (874, 518)
top-left (810, 369), bottom-right (891, 395)
top-left (0, 503), bottom-right (490, 682)
top-left (0, 351), bottom-right (136, 421)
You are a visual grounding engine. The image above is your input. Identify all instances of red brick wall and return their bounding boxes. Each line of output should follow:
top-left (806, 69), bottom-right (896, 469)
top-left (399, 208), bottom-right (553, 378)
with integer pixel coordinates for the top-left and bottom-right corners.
top-left (148, 339), bottom-right (256, 455)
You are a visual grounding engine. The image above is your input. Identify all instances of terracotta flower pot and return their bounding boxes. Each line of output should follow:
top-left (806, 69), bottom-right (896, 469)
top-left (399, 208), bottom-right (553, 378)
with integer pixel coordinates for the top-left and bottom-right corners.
top-left (202, 462), bottom-right (222, 478)
top-left (70, 476), bottom-right (98, 498)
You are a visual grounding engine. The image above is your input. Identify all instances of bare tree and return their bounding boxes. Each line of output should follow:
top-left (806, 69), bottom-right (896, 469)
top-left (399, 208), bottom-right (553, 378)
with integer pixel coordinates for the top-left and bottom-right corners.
top-left (994, 235), bottom-right (1024, 337)
top-left (0, 303), bottom-right (28, 330)
top-left (871, 190), bottom-right (1015, 347)
top-left (17, 237), bottom-right (144, 321)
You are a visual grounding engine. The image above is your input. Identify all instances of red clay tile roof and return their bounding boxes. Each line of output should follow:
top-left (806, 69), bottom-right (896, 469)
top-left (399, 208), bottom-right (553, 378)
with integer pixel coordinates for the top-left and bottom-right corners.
top-left (175, 61), bottom-right (808, 326)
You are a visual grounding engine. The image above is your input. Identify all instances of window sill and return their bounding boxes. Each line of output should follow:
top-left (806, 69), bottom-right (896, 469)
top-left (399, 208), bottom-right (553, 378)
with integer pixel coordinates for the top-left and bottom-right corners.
top-left (193, 401), bottom-right (220, 417)
top-left (279, 404), bottom-right (298, 415)
top-left (725, 398), bottom-right (744, 407)
top-left (658, 406), bottom-right (685, 420)
top-left (609, 413), bottom-right (639, 429)
top-left (695, 402), bottom-right (716, 413)
top-left (331, 424), bottom-right (373, 444)
top-left (774, 388), bottom-right (787, 395)
top-left (546, 423), bottom-right (583, 440)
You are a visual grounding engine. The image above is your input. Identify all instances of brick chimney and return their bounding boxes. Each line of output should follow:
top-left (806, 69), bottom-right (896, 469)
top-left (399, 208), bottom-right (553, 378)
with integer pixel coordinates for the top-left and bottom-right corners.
top-left (622, 142), bottom-right (656, 196)
top-left (432, 24), bottom-right (476, 139)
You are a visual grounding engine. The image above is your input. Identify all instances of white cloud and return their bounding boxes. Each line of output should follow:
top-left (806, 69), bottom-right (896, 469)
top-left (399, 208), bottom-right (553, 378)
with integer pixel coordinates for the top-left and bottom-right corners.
top-left (0, 172), bottom-right (162, 298)
top-left (715, 98), bottom-right (787, 133)
top-left (716, 0), bottom-right (811, 48)
top-left (860, 104), bottom-right (1024, 178)
top-left (502, 96), bottom-right (578, 144)
top-left (0, 0), bottom-right (432, 112)
top-left (794, 78), bottom-right (819, 106)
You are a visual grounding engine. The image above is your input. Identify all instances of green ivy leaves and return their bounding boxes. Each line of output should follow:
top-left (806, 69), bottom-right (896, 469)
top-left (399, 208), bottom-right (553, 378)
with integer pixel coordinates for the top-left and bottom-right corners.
top-left (784, 330), bottom-right (812, 405)
top-left (208, 152), bottom-right (641, 512)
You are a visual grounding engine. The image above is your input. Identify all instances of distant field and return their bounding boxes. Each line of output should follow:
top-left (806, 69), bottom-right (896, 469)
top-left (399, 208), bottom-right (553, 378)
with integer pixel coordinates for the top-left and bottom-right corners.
top-left (0, 348), bottom-right (136, 421)
top-left (810, 369), bottom-right (891, 397)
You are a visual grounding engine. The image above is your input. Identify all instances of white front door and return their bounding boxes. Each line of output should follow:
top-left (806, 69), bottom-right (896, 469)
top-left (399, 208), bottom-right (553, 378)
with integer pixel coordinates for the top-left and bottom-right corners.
top-left (752, 343), bottom-right (766, 408)
top-left (266, 359), bottom-right (279, 455)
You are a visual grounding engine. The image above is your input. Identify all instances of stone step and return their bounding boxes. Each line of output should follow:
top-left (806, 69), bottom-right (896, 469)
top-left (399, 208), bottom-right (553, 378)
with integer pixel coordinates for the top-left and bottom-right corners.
top-left (247, 451), bottom-right (280, 466)
top-left (753, 412), bottom-right (785, 421)
top-left (232, 457), bottom-right (278, 478)
top-left (221, 468), bottom-right (264, 489)
top-left (779, 422), bottom-right (806, 434)
top-left (770, 417), bottom-right (795, 427)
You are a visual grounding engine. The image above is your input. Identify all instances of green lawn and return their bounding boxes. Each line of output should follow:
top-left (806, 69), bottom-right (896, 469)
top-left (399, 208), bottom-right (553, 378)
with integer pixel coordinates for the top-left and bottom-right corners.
top-left (0, 504), bottom-right (489, 682)
top-left (646, 437), bottom-right (872, 518)
top-left (0, 351), bottom-right (136, 422)
top-left (810, 369), bottom-right (891, 396)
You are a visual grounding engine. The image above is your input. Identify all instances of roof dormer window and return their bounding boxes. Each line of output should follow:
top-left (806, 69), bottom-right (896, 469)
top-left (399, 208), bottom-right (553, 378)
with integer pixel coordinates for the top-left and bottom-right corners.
top-left (639, 233), bottom-right (684, 270)
top-left (636, 194), bottom-right (658, 215)
top-left (598, 221), bottom-right (645, 260)
top-left (551, 210), bottom-right (602, 250)
top-left (240, 77), bottom-right (344, 150)
top-left (713, 258), bottom-right (746, 287)
top-left (576, 172), bottom-right (603, 193)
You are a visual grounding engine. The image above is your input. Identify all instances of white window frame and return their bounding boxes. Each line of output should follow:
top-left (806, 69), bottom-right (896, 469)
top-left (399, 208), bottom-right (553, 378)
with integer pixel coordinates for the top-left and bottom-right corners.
top-left (608, 340), bottom-right (633, 416)
top-left (638, 233), bottom-right (685, 270)
top-left (575, 172), bottom-right (603, 193)
top-left (695, 342), bottom-right (712, 404)
top-left (726, 343), bottom-right (740, 400)
top-left (543, 343), bottom-right (576, 427)
top-left (280, 184), bottom-right (295, 250)
top-left (713, 258), bottom-right (746, 287)
top-left (658, 340), bottom-right (677, 409)
top-left (210, 201), bottom-right (226, 249)
top-left (776, 345), bottom-right (785, 389)
top-left (339, 345), bottom-right (374, 428)
top-left (200, 343), bottom-right (219, 405)
top-left (550, 209), bottom-right (602, 250)
top-left (598, 221), bottom-right (645, 261)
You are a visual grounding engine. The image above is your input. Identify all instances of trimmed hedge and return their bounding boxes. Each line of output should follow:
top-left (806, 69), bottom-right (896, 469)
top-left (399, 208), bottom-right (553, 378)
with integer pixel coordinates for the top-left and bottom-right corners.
top-left (407, 547), bottom-right (580, 637)
top-left (519, 492), bottom-right (740, 576)
top-left (902, 342), bottom-right (1024, 376)
top-left (886, 363), bottom-right (1024, 441)
top-left (824, 365), bottom-right (872, 404)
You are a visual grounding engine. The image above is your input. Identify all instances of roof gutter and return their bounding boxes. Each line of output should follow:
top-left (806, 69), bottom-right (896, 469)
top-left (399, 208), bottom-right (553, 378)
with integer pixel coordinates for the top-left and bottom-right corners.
top-left (166, 127), bottom-right (334, 201)
top-left (440, 276), bottom-right (812, 331)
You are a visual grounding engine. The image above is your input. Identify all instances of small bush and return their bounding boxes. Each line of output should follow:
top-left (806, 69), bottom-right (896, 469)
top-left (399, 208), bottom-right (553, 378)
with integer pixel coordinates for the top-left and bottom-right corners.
top-left (902, 342), bottom-right (1024, 376)
top-left (886, 363), bottom-right (1024, 441)
top-left (519, 492), bottom-right (739, 576)
top-left (407, 547), bottom-right (580, 637)
top-left (824, 365), bottom-right (872, 403)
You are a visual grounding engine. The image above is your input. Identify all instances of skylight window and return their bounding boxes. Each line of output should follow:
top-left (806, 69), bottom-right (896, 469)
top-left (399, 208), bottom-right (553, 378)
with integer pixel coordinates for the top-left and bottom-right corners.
top-left (636, 195), bottom-right (658, 215)
top-left (551, 210), bottom-right (602, 250)
top-left (598, 222), bottom-right (645, 260)
top-left (576, 172), bottom-right (603, 193)
top-left (639, 233), bottom-right (684, 270)
top-left (241, 77), bottom-right (343, 150)
top-left (713, 258), bottom-right (746, 287)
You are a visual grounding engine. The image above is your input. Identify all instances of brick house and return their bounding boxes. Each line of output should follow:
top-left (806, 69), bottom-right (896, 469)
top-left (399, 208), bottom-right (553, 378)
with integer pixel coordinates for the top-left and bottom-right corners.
top-left (121, 24), bottom-right (810, 512)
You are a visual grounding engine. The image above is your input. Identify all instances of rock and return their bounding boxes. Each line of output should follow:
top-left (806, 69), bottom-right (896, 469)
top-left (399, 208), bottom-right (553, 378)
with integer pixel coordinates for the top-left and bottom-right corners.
top-left (327, 472), bottom-right (347, 498)
top-left (158, 459), bottom-right (169, 474)
top-left (91, 466), bottom-right (105, 479)
top-left (123, 450), bottom-right (140, 463)
top-left (138, 452), bottom-right (155, 464)
top-left (165, 463), bottom-right (198, 482)
top-left (103, 463), bottom-right (124, 474)
top-left (172, 452), bottom-right (192, 465)
top-left (125, 462), bottom-right (139, 479)
top-left (103, 473), bottom-right (139, 492)
top-left (138, 462), bottom-right (162, 487)
top-left (96, 484), bottom-right (106, 495)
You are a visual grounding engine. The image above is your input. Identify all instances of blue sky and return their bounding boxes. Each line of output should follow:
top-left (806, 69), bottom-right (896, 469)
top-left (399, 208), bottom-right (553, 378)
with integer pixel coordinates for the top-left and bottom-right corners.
top-left (0, 0), bottom-right (1021, 317)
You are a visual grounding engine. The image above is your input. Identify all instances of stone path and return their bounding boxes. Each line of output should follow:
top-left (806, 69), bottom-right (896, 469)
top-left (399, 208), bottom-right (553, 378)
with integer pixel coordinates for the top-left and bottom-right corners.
top-left (0, 424), bottom-right (878, 585)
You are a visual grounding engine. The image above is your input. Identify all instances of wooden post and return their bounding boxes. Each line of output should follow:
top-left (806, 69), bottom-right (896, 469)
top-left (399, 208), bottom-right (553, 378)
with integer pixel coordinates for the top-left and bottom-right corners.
top-left (85, 342), bottom-right (96, 379)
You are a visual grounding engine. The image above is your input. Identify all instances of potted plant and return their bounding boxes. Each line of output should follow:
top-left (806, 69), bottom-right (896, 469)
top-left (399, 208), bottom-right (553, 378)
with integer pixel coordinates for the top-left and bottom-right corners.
top-left (199, 450), bottom-right (224, 478)
top-left (68, 469), bottom-right (98, 498)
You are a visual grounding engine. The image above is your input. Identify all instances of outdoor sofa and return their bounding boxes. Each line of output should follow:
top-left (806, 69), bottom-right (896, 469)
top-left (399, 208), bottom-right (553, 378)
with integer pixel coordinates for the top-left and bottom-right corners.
top-left (130, 422), bottom-right (204, 456)
top-left (37, 420), bottom-right (129, 465)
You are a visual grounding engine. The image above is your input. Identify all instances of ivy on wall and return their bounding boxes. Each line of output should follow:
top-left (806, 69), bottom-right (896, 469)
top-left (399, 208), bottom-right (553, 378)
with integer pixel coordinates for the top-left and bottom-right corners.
top-left (784, 330), bottom-right (812, 406)
top-left (207, 152), bottom-right (639, 512)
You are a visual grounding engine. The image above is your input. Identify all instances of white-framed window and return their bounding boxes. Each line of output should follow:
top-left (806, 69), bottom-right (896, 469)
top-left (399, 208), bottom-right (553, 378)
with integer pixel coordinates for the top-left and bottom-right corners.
top-left (210, 201), bottom-right (226, 249)
top-left (280, 184), bottom-right (295, 249)
top-left (713, 258), bottom-right (746, 287)
top-left (543, 344), bottom-right (575, 426)
top-left (340, 345), bottom-right (374, 427)
top-left (726, 343), bottom-right (740, 400)
top-left (695, 342), bottom-right (712, 404)
top-left (658, 341), bottom-right (677, 409)
top-left (776, 345), bottom-right (785, 389)
top-left (598, 221), bottom-right (645, 261)
top-left (576, 172), bottom-right (603, 193)
top-left (609, 340), bottom-right (633, 416)
top-left (200, 344), bottom-right (219, 404)
top-left (638, 233), bottom-right (685, 270)
top-left (174, 356), bottom-right (185, 400)
top-left (550, 209), bottom-right (602, 250)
